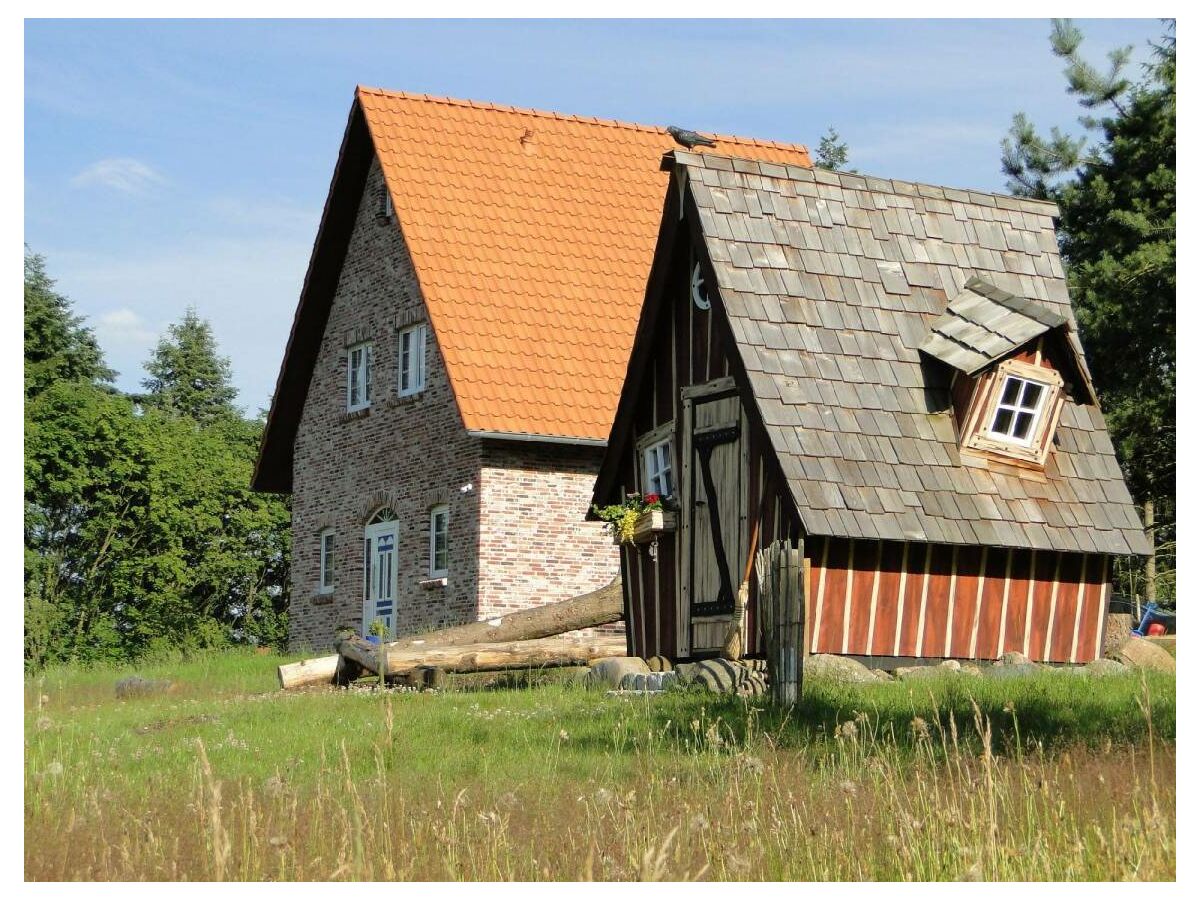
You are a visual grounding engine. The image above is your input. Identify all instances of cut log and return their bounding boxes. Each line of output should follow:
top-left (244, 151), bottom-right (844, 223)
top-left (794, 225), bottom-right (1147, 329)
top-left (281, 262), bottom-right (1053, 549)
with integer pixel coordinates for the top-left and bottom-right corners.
top-left (339, 634), bottom-right (627, 678)
top-left (277, 654), bottom-right (342, 690)
top-left (399, 576), bottom-right (623, 648)
top-left (277, 577), bottom-right (624, 690)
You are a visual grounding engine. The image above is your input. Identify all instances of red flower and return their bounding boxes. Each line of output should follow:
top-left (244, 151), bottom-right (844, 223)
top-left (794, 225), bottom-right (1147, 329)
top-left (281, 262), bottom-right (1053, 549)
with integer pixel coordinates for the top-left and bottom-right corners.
top-left (644, 493), bottom-right (661, 505)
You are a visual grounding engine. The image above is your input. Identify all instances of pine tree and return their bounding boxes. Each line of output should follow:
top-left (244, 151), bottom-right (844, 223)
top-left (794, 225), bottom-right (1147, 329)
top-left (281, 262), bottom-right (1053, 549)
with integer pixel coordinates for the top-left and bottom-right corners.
top-left (1002, 20), bottom-right (1175, 599)
top-left (814, 126), bottom-right (851, 172)
top-left (24, 249), bottom-right (113, 398)
top-left (142, 308), bottom-right (239, 422)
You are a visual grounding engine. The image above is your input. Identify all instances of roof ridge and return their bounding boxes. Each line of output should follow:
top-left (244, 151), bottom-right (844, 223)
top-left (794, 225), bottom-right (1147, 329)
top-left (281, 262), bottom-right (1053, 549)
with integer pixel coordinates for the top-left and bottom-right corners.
top-left (673, 149), bottom-right (1059, 214)
top-left (355, 85), bottom-right (810, 155)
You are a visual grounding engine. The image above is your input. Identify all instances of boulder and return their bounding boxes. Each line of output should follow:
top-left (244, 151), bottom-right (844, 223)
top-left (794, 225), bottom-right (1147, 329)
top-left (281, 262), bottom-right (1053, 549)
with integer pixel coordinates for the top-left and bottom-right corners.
top-left (1108, 636), bottom-right (1175, 674)
top-left (894, 664), bottom-right (953, 682)
top-left (998, 650), bottom-right (1034, 667)
top-left (586, 656), bottom-right (650, 688)
top-left (645, 655), bottom-right (674, 672)
top-left (1084, 658), bottom-right (1128, 677)
top-left (804, 654), bottom-right (876, 684)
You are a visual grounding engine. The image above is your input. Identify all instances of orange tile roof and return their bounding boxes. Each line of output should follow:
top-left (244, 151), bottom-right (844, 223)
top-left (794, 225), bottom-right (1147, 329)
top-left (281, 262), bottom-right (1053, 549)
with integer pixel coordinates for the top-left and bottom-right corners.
top-left (357, 86), bottom-right (811, 441)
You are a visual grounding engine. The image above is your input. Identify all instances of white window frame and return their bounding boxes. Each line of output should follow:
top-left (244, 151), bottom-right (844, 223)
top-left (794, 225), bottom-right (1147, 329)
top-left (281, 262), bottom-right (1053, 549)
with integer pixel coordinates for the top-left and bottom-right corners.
top-left (636, 422), bottom-right (676, 498)
top-left (347, 342), bottom-right (372, 412)
top-left (398, 323), bottom-right (427, 397)
top-left (987, 374), bottom-right (1049, 447)
top-left (318, 528), bottom-right (335, 594)
top-left (429, 504), bottom-right (450, 578)
top-left (963, 359), bottom-right (1065, 466)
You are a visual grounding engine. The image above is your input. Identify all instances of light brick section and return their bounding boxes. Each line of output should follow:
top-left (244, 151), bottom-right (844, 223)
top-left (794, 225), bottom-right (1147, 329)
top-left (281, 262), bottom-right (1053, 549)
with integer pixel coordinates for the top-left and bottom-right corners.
top-left (287, 157), bottom-right (622, 651)
top-left (478, 443), bottom-right (620, 621)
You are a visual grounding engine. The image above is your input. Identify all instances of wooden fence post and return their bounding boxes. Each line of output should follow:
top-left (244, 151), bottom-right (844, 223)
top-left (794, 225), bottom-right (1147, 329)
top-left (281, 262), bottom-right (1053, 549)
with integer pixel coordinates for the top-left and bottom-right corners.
top-left (755, 539), bottom-right (805, 706)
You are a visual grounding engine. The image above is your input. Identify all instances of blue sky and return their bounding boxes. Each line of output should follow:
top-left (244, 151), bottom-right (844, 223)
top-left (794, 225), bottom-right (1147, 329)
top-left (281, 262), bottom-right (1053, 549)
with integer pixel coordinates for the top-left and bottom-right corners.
top-left (24, 18), bottom-right (1167, 414)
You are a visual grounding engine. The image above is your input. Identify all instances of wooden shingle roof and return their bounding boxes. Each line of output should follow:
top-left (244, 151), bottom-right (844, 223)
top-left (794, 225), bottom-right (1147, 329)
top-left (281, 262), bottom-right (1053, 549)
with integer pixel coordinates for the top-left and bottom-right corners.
top-left (675, 150), bottom-right (1149, 556)
top-left (920, 276), bottom-right (1066, 373)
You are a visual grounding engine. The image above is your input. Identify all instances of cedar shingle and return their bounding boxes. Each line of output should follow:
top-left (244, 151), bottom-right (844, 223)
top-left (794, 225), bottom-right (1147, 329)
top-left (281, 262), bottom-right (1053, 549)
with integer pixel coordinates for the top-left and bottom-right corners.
top-left (677, 154), bottom-right (1149, 556)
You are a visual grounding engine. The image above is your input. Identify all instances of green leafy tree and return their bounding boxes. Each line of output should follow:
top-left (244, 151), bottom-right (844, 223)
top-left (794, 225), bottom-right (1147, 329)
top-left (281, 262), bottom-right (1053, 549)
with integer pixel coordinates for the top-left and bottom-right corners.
top-left (142, 308), bottom-right (238, 422)
top-left (24, 249), bottom-right (113, 399)
top-left (24, 254), bottom-right (291, 667)
top-left (1002, 20), bottom-right (1175, 599)
top-left (814, 126), bottom-right (851, 172)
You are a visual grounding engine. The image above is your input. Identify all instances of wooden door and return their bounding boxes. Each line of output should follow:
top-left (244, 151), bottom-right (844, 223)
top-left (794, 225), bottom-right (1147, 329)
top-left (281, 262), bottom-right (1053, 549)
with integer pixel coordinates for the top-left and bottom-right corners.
top-left (681, 380), bottom-right (748, 656)
top-left (363, 520), bottom-right (399, 639)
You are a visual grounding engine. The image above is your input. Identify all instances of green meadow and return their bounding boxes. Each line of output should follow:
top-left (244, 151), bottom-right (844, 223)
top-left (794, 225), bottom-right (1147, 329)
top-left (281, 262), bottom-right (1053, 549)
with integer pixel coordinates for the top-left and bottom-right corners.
top-left (26, 650), bottom-right (1175, 881)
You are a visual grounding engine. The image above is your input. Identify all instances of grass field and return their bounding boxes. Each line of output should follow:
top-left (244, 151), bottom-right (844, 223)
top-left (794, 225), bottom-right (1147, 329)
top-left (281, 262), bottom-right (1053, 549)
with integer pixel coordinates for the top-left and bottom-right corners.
top-left (25, 651), bottom-right (1175, 881)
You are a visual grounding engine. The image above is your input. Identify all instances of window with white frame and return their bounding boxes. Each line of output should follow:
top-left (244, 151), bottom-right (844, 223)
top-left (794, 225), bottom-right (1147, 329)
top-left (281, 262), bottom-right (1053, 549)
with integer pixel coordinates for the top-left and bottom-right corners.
top-left (643, 436), bottom-right (675, 498)
top-left (988, 374), bottom-right (1048, 445)
top-left (319, 528), bottom-right (335, 594)
top-left (429, 505), bottom-right (449, 577)
top-left (347, 342), bottom-right (372, 411)
top-left (399, 324), bottom-right (427, 396)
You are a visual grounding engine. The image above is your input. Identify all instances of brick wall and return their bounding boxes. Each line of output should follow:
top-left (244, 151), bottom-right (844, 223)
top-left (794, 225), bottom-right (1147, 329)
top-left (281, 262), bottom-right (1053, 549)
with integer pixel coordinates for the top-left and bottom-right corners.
top-left (290, 159), bottom-right (481, 651)
top-left (288, 158), bottom-right (623, 652)
top-left (478, 442), bottom-right (621, 625)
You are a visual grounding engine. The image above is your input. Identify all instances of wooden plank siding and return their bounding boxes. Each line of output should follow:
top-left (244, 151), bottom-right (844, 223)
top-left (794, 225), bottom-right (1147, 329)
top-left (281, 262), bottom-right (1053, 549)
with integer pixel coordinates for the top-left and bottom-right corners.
top-left (607, 212), bottom-right (807, 661)
top-left (808, 537), bottom-right (1111, 663)
top-left (603, 178), bottom-right (1116, 667)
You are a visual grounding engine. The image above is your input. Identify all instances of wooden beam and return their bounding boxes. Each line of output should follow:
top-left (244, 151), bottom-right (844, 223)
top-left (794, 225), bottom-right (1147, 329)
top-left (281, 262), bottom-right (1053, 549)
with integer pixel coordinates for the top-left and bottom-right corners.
top-left (343, 635), bottom-right (628, 678)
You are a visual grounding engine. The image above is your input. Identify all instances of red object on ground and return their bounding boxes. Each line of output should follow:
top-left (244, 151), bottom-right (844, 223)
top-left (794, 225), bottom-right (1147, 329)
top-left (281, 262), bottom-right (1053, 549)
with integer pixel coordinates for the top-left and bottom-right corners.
top-left (1147, 623), bottom-right (1167, 637)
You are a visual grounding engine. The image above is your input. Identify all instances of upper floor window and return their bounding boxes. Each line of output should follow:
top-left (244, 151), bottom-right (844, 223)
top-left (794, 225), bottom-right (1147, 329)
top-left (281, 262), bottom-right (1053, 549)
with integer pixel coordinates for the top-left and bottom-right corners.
top-left (961, 359), bottom-right (1064, 466)
top-left (429, 504), bottom-right (449, 577)
top-left (399, 324), bottom-right (427, 396)
top-left (347, 342), bottom-right (372, 411)
top-left (643, 436), bottom-right (675, 498)
top-left (319, 528), bottom-right (335, 594)
top-left (988, 375), bottom-right (1047, 446)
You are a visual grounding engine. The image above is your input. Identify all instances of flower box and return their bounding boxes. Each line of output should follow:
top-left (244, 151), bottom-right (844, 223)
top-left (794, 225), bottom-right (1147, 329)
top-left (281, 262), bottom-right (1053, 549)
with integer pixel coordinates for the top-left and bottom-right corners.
top-left (615, 508), bottom-right (677, 546)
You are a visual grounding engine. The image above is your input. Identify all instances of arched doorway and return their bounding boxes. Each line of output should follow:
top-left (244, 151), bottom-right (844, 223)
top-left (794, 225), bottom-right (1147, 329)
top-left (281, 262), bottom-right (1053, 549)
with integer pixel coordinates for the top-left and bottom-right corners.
top-left (363, 507), bottom-right (399, 639)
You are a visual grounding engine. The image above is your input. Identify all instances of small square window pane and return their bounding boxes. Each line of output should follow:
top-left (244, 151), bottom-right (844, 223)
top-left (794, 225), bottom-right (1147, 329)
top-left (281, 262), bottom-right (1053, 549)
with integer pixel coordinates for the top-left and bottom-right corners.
top-left (1000, 377), bottom-right (1021, 405)
top-left (1013, 411), bottom-right (1034, 440)
top-left (992, 408), bottom-right (1013, 435)
top-left (1021, 382), bottom-right (1043, 409)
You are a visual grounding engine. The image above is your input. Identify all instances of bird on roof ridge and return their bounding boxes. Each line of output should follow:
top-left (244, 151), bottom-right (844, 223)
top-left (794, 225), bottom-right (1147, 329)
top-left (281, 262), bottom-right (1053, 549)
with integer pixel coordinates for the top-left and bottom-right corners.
top-left (667, 125), bottom-right (717, 149)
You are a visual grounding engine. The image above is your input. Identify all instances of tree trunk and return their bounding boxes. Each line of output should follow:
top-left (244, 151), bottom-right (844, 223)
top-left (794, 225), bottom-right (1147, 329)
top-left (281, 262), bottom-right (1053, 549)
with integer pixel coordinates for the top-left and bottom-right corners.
top-left (277, 577), bottom-right (623, 689)
top-left (339, 634), bottom-right (626, 678)
top-left (277, 654), bottom-right (342, 690)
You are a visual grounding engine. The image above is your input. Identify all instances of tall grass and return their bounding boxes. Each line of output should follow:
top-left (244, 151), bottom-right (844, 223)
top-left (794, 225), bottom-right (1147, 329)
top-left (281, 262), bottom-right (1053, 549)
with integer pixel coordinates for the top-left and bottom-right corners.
top-left (25, 650), bottom-right (1175, 880)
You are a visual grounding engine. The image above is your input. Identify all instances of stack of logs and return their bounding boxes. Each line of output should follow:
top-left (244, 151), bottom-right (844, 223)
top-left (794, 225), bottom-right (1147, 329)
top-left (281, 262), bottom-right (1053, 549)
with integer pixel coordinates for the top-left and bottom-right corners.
top-left (278, 578), bottom-right (626, 690)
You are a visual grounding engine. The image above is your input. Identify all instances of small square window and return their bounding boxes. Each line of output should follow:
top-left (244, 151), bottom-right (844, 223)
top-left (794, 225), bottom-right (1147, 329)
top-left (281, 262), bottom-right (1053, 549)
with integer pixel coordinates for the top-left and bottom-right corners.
top-left (399, 324), bottom-right (427, 396)
top-left (642, 437), bottom-right (675, 498)
top-left (429, 505), bottom-right (449, 577)
top-left (347, 342), bottom-right (373, 412)
top-left (319, 529), bottom-right (335, 594)
top-left (988, 375), bottom-right (1047, 446)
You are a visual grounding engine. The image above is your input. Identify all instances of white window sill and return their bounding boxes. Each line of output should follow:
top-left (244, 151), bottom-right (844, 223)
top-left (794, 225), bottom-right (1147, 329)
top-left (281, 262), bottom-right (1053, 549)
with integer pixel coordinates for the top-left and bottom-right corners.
top-left (420, 576), bottom-right (448, 589)
top-left (340, 406), bottom-right (371, 423)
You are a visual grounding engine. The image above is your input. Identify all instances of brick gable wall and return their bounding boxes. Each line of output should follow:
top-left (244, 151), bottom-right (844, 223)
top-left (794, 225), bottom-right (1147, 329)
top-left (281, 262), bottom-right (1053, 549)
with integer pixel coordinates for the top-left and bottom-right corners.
top-left (288, 158), bottom-right (621, 652)
top-left (290, 159), bottom-right (481, 651)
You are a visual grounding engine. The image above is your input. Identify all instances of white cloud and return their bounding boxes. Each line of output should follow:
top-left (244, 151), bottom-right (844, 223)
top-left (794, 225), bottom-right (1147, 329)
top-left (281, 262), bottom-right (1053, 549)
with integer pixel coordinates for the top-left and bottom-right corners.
top-left (70, 158), bottom-right (167, 194)
top-left (94, 307), bottom-right (160, 352)
top-left (46, 235), bottom-right (311, 413)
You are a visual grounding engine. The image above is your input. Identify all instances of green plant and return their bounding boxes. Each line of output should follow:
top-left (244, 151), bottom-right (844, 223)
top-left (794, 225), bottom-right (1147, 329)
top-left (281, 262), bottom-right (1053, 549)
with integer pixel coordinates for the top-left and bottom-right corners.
top-left (592, 492), bottom-right (663, 544)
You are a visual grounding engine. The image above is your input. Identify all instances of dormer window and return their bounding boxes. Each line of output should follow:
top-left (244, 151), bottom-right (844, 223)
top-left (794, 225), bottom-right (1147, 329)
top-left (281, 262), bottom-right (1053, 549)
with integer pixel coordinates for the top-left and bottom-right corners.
top-left (962, 359), bottom-right (1064, 466)
top-left (988, 374), bottom-right (1047, 445)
